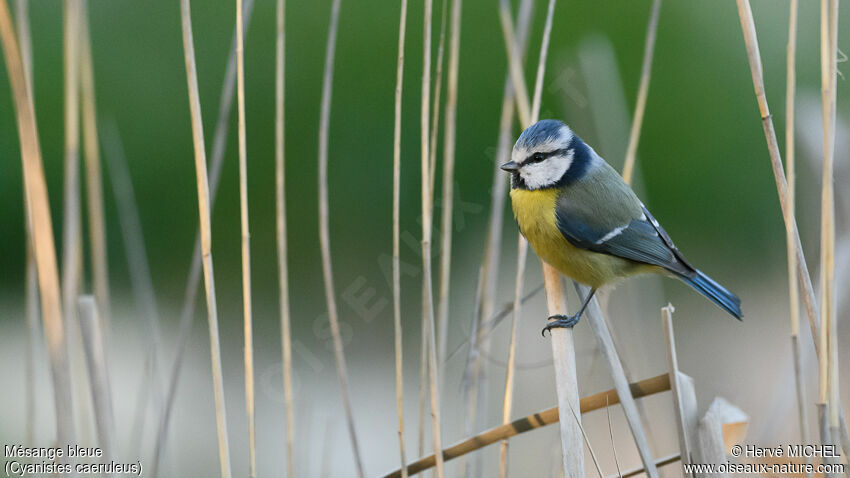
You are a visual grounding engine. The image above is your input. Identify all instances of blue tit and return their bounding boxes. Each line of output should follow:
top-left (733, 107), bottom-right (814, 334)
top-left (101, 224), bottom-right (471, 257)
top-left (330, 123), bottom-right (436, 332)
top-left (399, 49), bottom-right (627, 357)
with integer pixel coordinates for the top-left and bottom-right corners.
top-left (502, 119), bottom-right (742, 335)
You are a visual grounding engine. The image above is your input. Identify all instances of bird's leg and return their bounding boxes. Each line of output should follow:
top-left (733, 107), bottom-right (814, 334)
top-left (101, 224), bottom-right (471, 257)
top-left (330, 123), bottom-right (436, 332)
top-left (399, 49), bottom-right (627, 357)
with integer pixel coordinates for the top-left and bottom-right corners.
top-left (542, 287), bottom-right (596, 337)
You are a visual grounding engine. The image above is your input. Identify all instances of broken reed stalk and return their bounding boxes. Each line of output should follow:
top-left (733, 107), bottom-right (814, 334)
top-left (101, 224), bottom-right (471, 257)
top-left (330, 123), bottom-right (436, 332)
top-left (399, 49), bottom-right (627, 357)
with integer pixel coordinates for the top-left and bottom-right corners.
top-left (275, 0), bottom-right (294, 475)
top-left (621, 0), bottom-right (661, 185)
top-left (15, 0), bottom-right (39, 446)
top-left (78, 296), bottom-right (116, 462)
top-left (391, 0), bottom-right (409, 475)
top-left (0, 0), bottom-right (76, 456)
top-left (80, 0), bottom-right (111, 338)
top-left (784, 1), bottom-right (812, 473)
top-left (234, 0), bottom-right (257, 474)
top-left (498, 237), bottom-right (527, 478)
top-left (178, 0), bottom-right (232, 475)
top-left (154, 0), bottom-right (255, 471)
top-left (576, 282), bottom-right (659, 478)
top-left (544, 268), bottom-right (584, 477)
top-left (427, 0), bottom-right (447, 205)
top-left (733, 0), bottom-right (850, 444)
top-left (418, 0), bottom-right (445, 474)
top-left (317, 0), bottom-right (365, 475)
top-left (435, 0), bottom-right (461, 406)
top-left (384, 373), bottom-right (671, 478)
top-left (818, 0), bottom-right (840, 458)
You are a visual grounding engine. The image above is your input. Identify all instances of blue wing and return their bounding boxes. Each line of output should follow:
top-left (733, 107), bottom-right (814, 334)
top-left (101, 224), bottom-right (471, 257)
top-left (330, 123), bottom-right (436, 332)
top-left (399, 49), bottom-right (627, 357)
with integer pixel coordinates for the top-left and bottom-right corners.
top-left (555, 202), bottom-right (695, 277)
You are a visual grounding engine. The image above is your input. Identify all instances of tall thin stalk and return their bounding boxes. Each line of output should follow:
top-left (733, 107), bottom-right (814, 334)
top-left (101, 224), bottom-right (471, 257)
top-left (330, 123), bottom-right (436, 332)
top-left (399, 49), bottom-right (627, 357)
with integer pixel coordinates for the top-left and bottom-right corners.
top-left (101, 122), bottom-right (164, 453)
top-left (499, 0), bottom-right (583, 475)
top-left (462, 1), bottom-right (533, 475)
top-left (77, 296), bottom-right (116, 462)
top-left (275, 0), bottom-right (294, 475)
top-left (0, 0), bottom-right (76, 463)
top-left (234, 0), bottom-right (256, 474)
top-left (621, 0), bottom-right (661, 185)
top-left (79, 0), bottom-right (111, 338)
top-left (391, 0), bottom-right (409, 475)
top-left (733, 0), bottom-right (849, 445)
top-left (418, 0), bottom-right (445, 474)
top-left (499, 1), bottom-right (554, 476)
top-left (15, 0), bottom-right (40, 446)
top-left (427, 0), bottom-right (447, 204)
top-left (818, 0), bottom-right (840, 456)
top-left (497, 0), bottom-right (530, 126)
top-left (317, 0), bottom-right (364, 475)
top-left (153, 0), bottom-right (256, 471)
top-left (498, 236), bottom-right (527, 478)
top-left (783, 1), bottom-right (811, 474)
top-left (178, 0), bottom-right (232, 475)
top-left (435, 0), bottom-right (461, 412)
top-left (61, 0), bottom-right (83, 389)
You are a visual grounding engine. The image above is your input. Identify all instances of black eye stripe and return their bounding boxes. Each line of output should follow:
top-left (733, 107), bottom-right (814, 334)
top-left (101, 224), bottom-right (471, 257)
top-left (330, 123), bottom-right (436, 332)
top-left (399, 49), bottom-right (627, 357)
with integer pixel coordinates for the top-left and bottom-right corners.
top-left (523, 148), bottom-right (570, 165)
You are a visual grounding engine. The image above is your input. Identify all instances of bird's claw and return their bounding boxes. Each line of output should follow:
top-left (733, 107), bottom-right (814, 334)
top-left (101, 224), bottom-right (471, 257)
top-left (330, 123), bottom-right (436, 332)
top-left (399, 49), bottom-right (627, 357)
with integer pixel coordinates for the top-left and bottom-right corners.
top-left (541, 314), bottom-right (580, 337)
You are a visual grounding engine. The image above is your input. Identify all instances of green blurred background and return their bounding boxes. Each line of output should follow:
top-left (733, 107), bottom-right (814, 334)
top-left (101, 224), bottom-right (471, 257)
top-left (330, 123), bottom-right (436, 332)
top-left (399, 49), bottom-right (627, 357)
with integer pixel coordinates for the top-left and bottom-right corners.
top-left (0, 0), bottom-right (847, 476)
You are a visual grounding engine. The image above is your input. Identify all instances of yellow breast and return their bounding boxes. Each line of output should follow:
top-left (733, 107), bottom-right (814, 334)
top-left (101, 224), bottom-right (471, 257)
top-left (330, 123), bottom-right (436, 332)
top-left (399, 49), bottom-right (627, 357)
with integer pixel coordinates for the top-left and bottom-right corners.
top-left (510, 187), bottom-right (646, 288)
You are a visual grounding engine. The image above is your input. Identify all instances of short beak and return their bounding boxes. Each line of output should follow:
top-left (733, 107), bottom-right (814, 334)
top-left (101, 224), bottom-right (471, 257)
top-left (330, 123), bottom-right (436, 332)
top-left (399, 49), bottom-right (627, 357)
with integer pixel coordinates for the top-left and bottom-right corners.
top-left (501, 161), bottom-right (519, 172)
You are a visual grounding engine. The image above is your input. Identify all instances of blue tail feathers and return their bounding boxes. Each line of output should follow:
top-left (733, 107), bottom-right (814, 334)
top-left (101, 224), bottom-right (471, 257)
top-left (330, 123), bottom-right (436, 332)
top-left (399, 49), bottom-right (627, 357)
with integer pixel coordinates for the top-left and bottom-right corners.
top-left (680, 269), bottom-right (743, 320)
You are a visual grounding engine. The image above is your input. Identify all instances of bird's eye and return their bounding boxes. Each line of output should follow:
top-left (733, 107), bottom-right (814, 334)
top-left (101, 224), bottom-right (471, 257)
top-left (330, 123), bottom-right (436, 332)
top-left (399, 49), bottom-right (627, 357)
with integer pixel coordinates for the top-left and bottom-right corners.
top-left (532, 152), bottom-right (546, 162)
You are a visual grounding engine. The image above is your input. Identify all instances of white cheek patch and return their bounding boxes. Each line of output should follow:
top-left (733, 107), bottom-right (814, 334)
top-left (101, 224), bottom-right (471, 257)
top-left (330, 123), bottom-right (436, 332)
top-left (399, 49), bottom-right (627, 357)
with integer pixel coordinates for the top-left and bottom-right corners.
top-left (519, 150), bottom-right (574, 189)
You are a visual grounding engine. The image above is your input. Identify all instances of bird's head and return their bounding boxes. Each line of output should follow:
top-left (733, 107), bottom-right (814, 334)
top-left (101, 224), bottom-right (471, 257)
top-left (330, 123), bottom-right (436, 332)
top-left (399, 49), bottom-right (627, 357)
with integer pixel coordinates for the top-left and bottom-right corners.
top-left (502, 119), bottom-right (577, 190)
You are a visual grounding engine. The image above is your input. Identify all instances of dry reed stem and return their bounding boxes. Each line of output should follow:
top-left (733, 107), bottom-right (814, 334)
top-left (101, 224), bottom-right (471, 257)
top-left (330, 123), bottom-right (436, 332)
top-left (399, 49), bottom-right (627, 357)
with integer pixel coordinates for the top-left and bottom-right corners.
top-left (79, 1), bottom-right (111, 339)
top-left (15, 0), bottom-right (39, 445)
top-left (621, 0), bottom-right (660, 185)
top-left (544, 268), bottom-right (584, 478)
top-left (61, 3), bottom-right (83, 414)
top-left (818, 0), bottom-right (841, 460)
top-left (461, 5), bottom-right (533, 473)
top-left (427, 0), bottom-right (447, 204)
top-left (317, 0), bottom-right (365, 475)
top-left (499, 236), bottom-right (527, 478)
top-left (391, 0), bottom-right (409, 475)
top-left (275, 0), bottom-right (294, 474)
top-left (499, 0), bottom-right (583, 473)
top-left (734, 0), bottom-right (849, 446)
top-left (784, 1), bottom-right (811, 474)
top-left (101, 123), bottom-right (164, 450)
top-left (178, 0), bottom-right (232, 475)
top-left (577, 282), bottom-right (658, 478)
top-left (417, 0), bottom-right (445, 475)
top-left (77, 296), bottom-right (116, 464)
top-left (435, 0), bottom-right (461, 404)
top-left (383, 373), bottom-right (671, 477)
top-left (499, 2), bottom-right (554, 475)
top-left (530, 0), bottom-right (555, 121)
top-left (605, 396), bottom-right (621, 478)
top-left (154, 0), bottom-right (255, 472)
top-left (662, 304), bottom-right (695, 468)
top-left (497, 0), bottom-right (530, 126)
top-left (234, 0), bottom-right (256, 474)
top-left (734, 0), bottom-right (820, 352)
top-left (0, 0), bottom-right (76, 458)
